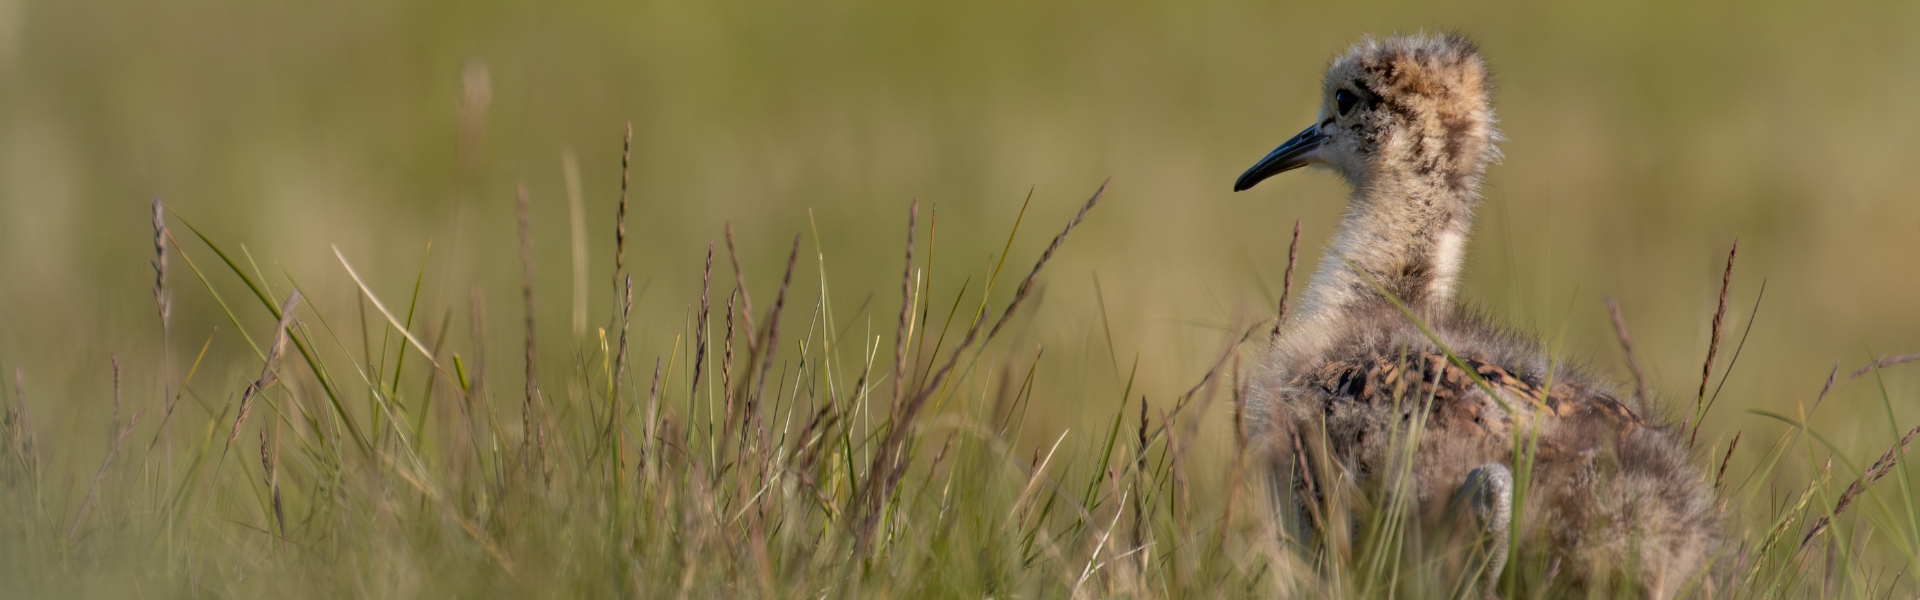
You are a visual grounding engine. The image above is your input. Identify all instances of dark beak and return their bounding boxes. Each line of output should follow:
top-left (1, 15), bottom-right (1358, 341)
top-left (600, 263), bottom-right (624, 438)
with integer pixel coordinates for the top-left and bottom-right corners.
top-left (1233, 124), bottom-right (1326, 192)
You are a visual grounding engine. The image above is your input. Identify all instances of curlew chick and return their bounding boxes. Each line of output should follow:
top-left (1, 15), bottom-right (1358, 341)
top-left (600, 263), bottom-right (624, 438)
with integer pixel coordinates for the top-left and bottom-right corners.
top-left (1234, 34), bottom-right (1718, 598)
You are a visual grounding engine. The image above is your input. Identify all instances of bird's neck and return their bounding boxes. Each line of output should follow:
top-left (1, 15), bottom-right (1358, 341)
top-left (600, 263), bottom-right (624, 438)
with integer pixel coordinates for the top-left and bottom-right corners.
top-left (1294, 173), bottom-right (1478, 325)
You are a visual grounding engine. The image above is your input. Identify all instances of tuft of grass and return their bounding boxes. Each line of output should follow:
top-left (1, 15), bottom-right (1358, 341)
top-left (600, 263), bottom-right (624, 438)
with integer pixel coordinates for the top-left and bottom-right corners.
top-left (4, 140), bottom-right (1920, 600)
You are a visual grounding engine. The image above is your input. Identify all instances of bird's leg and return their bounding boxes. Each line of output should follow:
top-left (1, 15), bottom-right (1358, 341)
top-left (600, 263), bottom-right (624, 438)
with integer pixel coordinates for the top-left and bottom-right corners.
top-left (1448, 463), bottom-right (1513, 599)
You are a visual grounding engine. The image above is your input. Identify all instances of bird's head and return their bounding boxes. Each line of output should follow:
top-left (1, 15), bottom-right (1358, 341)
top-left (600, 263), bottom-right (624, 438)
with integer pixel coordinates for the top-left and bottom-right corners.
top-left (1235, 34), bottom-right (1498, 193)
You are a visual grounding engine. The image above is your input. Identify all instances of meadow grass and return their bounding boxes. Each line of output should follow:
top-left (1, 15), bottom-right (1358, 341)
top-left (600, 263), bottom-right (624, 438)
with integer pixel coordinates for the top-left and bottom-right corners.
top-left (2, 148), bottom-right (1919, 599)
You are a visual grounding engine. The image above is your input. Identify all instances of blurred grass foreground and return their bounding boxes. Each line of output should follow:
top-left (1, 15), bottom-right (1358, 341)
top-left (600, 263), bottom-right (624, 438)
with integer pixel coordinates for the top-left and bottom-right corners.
top-left (5, 0), bottom-right (1920, 597)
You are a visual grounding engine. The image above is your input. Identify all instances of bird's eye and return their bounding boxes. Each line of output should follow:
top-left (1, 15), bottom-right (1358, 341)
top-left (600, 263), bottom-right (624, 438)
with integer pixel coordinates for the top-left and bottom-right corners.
top-left (1335, 89), bottom-right (1360, 116)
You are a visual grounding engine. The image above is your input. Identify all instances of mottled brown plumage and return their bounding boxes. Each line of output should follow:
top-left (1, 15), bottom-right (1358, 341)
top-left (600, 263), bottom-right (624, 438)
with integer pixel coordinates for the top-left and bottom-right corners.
top-left (1234, 34), bottom-right (1718, 598)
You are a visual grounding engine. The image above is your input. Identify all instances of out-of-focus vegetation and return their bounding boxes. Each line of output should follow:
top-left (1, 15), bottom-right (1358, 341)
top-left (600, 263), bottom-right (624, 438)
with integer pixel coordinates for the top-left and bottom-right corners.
top-left (2, 0), bottom-right (1919, 596)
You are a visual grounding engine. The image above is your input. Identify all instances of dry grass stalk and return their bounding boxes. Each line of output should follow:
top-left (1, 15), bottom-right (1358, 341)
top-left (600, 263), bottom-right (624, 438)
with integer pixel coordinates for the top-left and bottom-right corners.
top-left (147, 199), bottom-right (183, 454)
top-left (1842, 353), bottom-right (1920, 385)
top-left (718, 289), bottom-right (739, 441)
top-left (616, 121), bottom-right (632, 282)
top-left (986, 180), bottom-right (1106, 340)
top-left (793, 403), bottom-right (842, 492)
top-left (226, 290), bottom-right (301, 454)
top-left (602, 125), bottom-right (636, 458)
top-left (151, 199), bottom-right (171, 328)
top-left (517, 184), bottom-right (548, 472)
top-left (1605, 297), bottom-right (1649, 406)
top-left (723, 223), bottom-right (759, 358)
top-left (691, 242), bottom-right (713, 397)
top-left (1285, 418), bottom-right (1323, 531)
top-left (603, 275), bottom-right (635, 452)
top-left (1797, 424), bottom-right (1920, 556)
top-left (893, 200), bottom-right (919, 412)
top-left (1693, 278), bottom-right (1768, 450)
top-left (749, 235), bottom-right (800, 409)
top-left (1810, 364), bottom-right (1840, 415)
top-left (1715, 431), bottom-right (1741, 492)
top-left (1159, 319), bottom-right (1269, 442)
top-left (1689, 240), bottom-right (1737, 446)
top-left (151, 199), bottom-right (172, 405)
top-left (1273, 218), bottom-right (1301, 336)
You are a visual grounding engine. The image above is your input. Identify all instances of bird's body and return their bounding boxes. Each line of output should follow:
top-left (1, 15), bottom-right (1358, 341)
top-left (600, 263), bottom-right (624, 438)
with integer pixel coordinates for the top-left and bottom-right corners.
top-left (1233, 34), bottom-right (1718, 598)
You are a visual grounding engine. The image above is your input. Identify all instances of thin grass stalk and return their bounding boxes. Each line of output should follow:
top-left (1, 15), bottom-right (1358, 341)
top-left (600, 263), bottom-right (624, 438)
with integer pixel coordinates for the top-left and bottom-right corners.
top-left (517, 184), bottom-right (548, 474)
top-left (616, 121), bottom-right (631, 284)
top-left (606, 274), bottom-right (633, 451)
top-left (1604, 297), bottom-right (1648, 406)
top-left (644, 358), bottom-right (662, 481)
top-left (691, 243), bottom-right (714, 428)
top-left (975, 189), bottom-right (1035, 339)
top-left (384, 244), bottom-right (433, 426)
top-left (226, 291), bottom-right (302, 455)
top-left (1716, 431), bottom-right (1741, 492)
top-left (1693, 278), bottom-right (1767, 447)
top-left (151, 199), bottom-right (172, 434)
top-left (162, 229), bottom-right (263, 357)
top-left (144, 330), bottom-right (213, 451)
top-left (750, 235), bottom-right (801, 412)
top-left (893, 200), bottom-right (918, 413)
top-left (1273, 218), bottom-right (1300, 337)
top-left (603, 133), bottom-right (635, 464)
top-left (910, 204), bottom-right (939, 390)
top-left (358, 289), bottom-right (376, 422)
top-left (111, 354), bottom-right (120, 441)
top-left (724, 223), bottom-right (759, 357)
top-left (1130, 396), bottom-right (1152, 573)
top-left (986, 180), bottom-right (1105, 340)
top-left (800, 212), bottom-right (866, 481)
top-left (1152, 319), bottom-right (1269, 445)
top-left (411, 308), bottom-right (453, 443)
top-left (262, 422), bottom-right (284, 540)
top-left (999, 345), bottom-right (1044, 440)
top-left (1689, 240), bottom-right (1737, 447)
top-left (719, 289), bottom-right (739, 449)
top-left (1843, 354), bottom-right (1920, 384)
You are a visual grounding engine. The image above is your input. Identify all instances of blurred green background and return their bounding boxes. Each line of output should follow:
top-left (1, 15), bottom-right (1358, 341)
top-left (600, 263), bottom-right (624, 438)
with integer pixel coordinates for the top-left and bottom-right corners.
top-left (3, 0), bottom-right (1919, 499)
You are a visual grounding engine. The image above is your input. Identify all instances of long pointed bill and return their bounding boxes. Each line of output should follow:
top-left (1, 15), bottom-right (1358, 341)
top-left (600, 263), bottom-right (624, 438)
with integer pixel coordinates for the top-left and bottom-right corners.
top-left (1233, 124), bottom-right (1326, 192)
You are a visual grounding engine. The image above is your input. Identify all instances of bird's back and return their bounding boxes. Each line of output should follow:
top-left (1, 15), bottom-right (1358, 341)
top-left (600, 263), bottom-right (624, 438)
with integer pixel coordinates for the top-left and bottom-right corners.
top-left (1249, 300), bottom-right (1718, 594)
